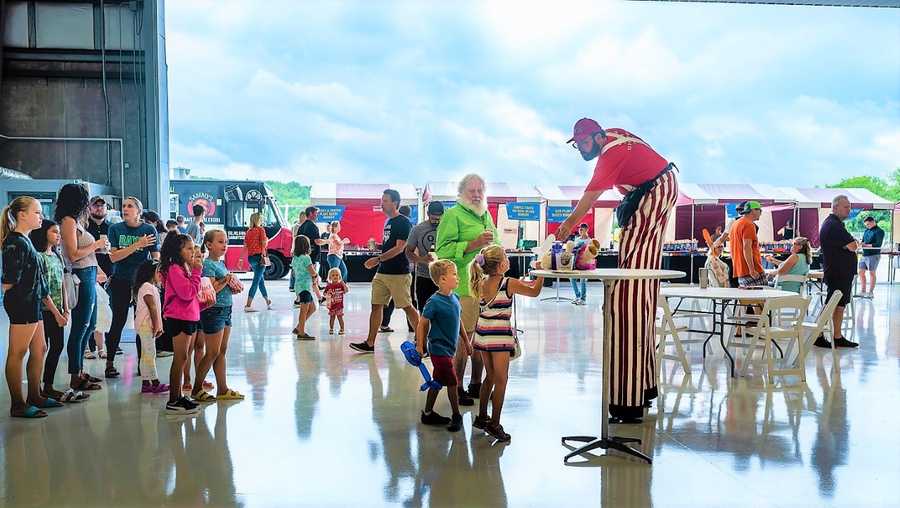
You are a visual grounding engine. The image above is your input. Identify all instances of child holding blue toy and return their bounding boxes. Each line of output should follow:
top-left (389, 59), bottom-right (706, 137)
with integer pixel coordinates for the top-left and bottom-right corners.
top-left (416, 259), bottom-right (471, 432)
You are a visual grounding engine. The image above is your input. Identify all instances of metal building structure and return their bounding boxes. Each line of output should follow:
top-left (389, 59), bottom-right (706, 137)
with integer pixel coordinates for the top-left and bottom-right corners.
top-left (0, 0), bottom-right (169, 214)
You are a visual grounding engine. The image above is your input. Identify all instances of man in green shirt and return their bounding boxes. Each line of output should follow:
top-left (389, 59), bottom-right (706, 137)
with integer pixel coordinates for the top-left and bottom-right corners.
top-left (435, 174), bottom-right (499, 405)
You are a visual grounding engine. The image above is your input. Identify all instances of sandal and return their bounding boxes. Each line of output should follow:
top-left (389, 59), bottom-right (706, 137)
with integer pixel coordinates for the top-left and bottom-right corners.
top-left (193, 391), bottom-right (217, 403)
top-left (473, 415), bottom-right (489, 430)
top-left (104, 367), bottom-right (120, 379)
top-left (216, 389), bottom-right (245, 401)
top-left (61, 388), bottom-right (89, 403)
top-left (84, 351), bottom-right (97, 360)
top-left (99, 350), bottom-right (108, 359)
top-left (11, 405), bottom-right (48, 419)
top-left (81, 373), bottom-right (102, 383)
top-left (74, 378), bottom-right (102, 391)
top-left (297, 333), bottom-right (315, 340)
top-left (34, 398), bottom-right (63, 409)
top-left (42, 388), bottom-right (65, 400)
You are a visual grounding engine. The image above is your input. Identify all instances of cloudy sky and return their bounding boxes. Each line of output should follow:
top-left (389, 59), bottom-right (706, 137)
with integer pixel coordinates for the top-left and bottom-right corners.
top-left (166, 1), bottom-right (900, 189)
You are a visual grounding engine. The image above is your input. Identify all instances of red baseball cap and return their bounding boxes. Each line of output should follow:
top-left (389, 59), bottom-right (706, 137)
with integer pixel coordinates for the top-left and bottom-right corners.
top-left (567, 117), bottom-right (603, 144)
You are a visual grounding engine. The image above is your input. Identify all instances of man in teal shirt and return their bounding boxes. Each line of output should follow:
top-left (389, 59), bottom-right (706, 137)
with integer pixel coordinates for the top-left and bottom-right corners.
top-left (435, 174), bottom-right (499, 405)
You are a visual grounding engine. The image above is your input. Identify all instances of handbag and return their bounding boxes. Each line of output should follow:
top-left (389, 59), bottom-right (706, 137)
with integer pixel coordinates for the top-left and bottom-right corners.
top-left (198, 277), bottom-right (217, 310)
top-left (63, 270), bottom-right (80, 309)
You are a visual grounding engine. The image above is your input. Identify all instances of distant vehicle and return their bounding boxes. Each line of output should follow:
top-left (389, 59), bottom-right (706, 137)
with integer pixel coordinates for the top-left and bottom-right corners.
top-left (170, 179), bottom-right (292, 279)
top-left (0, 177), bottom-right (119, 219)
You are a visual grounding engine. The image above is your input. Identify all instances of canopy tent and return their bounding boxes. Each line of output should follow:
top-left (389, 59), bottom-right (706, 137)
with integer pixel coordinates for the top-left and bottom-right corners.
top-left (672, 183), bottom-right (802, 244)
top-left (423, 181), bottom-right (542, 249)
top-left (793, 187), bottom-right (897, 246)
top-left (536, 185), bottom-right (623, 245)
top-left (309, 183), bottom-right (418, 248)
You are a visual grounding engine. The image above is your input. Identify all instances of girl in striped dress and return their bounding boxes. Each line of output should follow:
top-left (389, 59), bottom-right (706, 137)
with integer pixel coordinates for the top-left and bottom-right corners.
top-left (469, 245), bottom-right (544, 442)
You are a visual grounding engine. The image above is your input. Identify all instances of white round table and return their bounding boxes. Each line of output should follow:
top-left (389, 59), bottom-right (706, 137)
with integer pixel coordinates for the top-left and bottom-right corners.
top-left (532, 269), bottom-right (685, 465)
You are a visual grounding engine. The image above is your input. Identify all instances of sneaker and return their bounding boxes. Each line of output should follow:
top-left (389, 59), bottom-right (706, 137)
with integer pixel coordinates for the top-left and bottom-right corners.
top-left (328, 329), bottom-right (335, 335)
top-left (485, 422), bottom-right (511, 442)
top-left (473, 415), bottom-right (490, 430)
top-left (813, 335), bottom-right (832, 348)
top-left (116, 348), bottom-right (124, 356)
top-left (447, 414), bottom-right (463, 432)
top-left (166, 397), bottom-right (199, 414)
top-left (142, 382), bottom-right (170, 394)
top-left (349, 341), bottom-right (375, 353)
top-left (156, 351), bottom-right (174, 358)
top-left (421, 410), bottom-right (451, 426)
top-left (834, 337), bottom-right (859, 348)
top-left (578, 299), bottom-right (587, 306)
top-left (297, 333), bottom-right (316, 341)
top-left (378, 327), bottom-right (394, 333)
top-left (457, 388), bottom-right (475, 407)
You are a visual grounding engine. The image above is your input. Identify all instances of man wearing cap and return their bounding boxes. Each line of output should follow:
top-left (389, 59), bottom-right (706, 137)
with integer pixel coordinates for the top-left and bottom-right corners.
top-left (86, 196), bottom-right (113, 279)
top-left (731, 200), bottom-right (766, 288)
top-left (406, 201), bottom-right (445, 314)
top-left (556, 118), bottom-right (678, 424)
top-left (858, 215), bottom-right (884, 299)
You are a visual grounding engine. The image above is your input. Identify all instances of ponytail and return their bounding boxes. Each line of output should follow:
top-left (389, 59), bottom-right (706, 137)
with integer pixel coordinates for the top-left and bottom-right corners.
top-left (0, 196), bottom-right (37, 244)
top-left (468, 244), bottom-right (506, 300)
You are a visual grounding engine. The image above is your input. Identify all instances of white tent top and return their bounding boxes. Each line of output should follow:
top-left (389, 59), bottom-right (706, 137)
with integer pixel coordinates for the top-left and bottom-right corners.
top-left (795, 187), bottom-right (895, 209)
top-left (310, 183), bottom-right (418, 204)
top-left (424, 181), bottom-right (541, 202)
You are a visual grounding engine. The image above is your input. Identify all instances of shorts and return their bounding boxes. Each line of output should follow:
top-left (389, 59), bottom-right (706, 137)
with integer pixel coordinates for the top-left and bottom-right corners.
top-left (858, 255), bottom-right (880, 271)
top-left (164, 317), bottom-right (199, 338)
top-left (371, 273), bottom-right (412, 308)
top-left (3, 297), bottom-right (41, 325)
top-left (738, 274), bottom-right (768, 287)
top-left (296, 290), bottom-right (313, 304)
top-left (825, 276), bottom-right (853, 307)
top-left (430, 355), bottom-right (458, 388)
top-left (414, 275), bottom-right (439, 311)
top-left (460, 296), bottom-right (479, 334)
top-left (200, 306), bottom-right (232, 334)
top-left (329, 306), bottom-right (344, 317)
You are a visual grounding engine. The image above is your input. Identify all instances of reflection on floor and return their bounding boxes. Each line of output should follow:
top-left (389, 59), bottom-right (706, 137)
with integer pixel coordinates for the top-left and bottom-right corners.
top-left (1, 280), bottom-right (899, 507)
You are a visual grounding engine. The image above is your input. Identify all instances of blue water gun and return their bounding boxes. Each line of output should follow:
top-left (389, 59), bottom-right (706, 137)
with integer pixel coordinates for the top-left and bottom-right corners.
top-left (401, 341), bottom-right (442, 391)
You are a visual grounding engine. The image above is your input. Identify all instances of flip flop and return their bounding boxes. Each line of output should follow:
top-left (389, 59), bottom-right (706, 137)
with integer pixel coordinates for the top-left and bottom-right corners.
top-left (35, 398), bottom-right (63, 409)
top-left (75, 378), bottom-right (102, 391)
top-left (216, 389), bottom-right (245, 401)
top-left (85, 374), bottom-right (102, 383)
top-left (11, 405), bottom-right (48, 419)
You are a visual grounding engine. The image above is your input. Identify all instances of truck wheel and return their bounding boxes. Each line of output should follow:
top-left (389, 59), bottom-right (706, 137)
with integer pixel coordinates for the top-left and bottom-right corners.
top-left (264, 253), bottom-right (286, 280)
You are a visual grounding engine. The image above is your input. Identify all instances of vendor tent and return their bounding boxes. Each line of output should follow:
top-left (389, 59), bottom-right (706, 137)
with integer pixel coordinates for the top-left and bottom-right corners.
top-left (309, 183), bottom-right (418, 248)
top-left (794, 187), bottom-right (896, 246)
top-left (537, 185), bottom-right (623, 245)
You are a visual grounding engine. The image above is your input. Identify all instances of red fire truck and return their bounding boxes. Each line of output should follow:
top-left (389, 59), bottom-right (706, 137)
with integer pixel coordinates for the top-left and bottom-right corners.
top-left (170, 179), bottom-right (293, 279)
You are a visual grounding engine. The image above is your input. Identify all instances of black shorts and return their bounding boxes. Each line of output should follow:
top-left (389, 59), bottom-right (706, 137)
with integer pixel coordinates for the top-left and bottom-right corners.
top-left (296, 290), bottom-right (313, 304)
top-left (164, 317), bottom-right (199, 338)
top-left (414, 275), bottom-right (439, 312)
top-left (825, 276), bottom-right (853, 307)
top-left (3, 297), bottom-right (41, 325)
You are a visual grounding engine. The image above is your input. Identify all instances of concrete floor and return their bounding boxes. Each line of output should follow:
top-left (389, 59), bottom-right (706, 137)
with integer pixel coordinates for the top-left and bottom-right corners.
top-left (1, 279), bottom-right (898, 507)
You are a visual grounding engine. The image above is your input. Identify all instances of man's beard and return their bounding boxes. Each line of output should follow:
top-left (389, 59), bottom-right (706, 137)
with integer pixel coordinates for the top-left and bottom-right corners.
top-left (90, 212), bottom-right (106, 221)
top-left (459, 198), bottom-right (487, 216)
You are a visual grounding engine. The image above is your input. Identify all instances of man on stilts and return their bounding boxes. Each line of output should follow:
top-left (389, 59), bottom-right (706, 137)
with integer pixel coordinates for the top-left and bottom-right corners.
top-left (556, 118), bottom-right (678, 424)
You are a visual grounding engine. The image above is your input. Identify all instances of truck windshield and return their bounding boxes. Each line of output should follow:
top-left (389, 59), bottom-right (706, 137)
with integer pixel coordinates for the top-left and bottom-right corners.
top-left (225, 198), bottom-right (284, 230)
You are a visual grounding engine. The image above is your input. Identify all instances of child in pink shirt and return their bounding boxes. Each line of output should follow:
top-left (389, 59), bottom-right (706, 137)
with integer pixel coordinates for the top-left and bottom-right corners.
top-left (159, 233), bottom-right (202, 415)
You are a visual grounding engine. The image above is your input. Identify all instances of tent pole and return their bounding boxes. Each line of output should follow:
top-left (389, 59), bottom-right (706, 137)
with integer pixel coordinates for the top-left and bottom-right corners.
top-left (690, 204), bottom-right (696, 285)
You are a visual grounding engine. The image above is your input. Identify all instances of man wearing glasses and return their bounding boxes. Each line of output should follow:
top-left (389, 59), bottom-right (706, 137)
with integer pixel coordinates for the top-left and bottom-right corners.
top-left (556, 118), bottom-right (678, 424)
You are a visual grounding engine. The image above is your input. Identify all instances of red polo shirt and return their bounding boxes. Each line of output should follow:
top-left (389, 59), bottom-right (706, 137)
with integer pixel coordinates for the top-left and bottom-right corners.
top-left (584, 128), bottom-right (668, 194)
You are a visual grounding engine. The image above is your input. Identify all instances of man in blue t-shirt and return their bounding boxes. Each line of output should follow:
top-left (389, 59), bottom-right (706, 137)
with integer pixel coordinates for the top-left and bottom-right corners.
top-left (105, 197), bottom-right (159, 377)
top-left (858, 216), bottom-right (885, 299)
top-left (416, 259), bottom-right (472, 432)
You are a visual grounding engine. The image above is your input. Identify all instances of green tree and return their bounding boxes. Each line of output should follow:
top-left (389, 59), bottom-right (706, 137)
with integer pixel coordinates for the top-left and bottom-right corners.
top-left (828, 168), bottom-right (899, 240)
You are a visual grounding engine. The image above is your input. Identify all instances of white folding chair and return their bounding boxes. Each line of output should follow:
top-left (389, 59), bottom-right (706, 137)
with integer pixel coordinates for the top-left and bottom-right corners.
top-left (798, 290), bottom-right (843, 367)
top-left (656, 296), bottom-right (692, 377)
top-left (740, 295), bottom-right (810, 384)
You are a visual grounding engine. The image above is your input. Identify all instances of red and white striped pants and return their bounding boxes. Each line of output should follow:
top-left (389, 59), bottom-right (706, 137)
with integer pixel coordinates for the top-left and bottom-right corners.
top-left (609, 169), bottom-right (678, 410)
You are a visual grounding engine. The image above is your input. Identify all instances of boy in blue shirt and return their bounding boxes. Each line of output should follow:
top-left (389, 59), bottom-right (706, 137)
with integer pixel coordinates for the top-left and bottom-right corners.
top-left (417, 259), bottom-right (472, 432)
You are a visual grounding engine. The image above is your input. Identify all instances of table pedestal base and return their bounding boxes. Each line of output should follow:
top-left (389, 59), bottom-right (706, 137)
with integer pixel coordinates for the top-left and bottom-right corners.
top-left (561, 434), bottom-right (651, 464)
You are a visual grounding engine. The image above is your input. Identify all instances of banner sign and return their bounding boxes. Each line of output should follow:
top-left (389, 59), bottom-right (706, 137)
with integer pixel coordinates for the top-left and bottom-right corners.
top-left (725, 203), bottom-right (740, 219)
top-left (317, 205), bottom-right (345, 222)
top-left (506, 202), bottom-right (541, 221)
top-left (547, 206), bottom-right (574, 223)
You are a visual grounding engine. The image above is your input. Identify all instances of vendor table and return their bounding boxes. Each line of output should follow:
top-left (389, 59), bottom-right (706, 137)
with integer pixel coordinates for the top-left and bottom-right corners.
top-left (505, 251), bottom-right (535, 280)
top-left (532, 269), bottom-right (684, 465)
top-left (660, 286), bottom-right (796, 377)
top-left (343, 250), bottom-right (380, 283)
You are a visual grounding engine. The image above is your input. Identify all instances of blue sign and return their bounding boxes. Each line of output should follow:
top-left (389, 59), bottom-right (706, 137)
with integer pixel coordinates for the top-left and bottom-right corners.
top-left (317, 205), bottom-right (345, 222)
top-left (506, 202), bottom-right (540, 221)
top-left (848, 208), bottom-right (862, 221)
top-left (547, 206), bottom-right (574, 223)
top-left (725, 203), bottom-right (740, 219)
top-left (408, 205), bottom-right (419, 224)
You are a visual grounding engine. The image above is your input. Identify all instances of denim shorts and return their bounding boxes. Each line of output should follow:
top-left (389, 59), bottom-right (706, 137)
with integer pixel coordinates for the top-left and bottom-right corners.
top-left (200, 306), bottom-right (233, 334)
